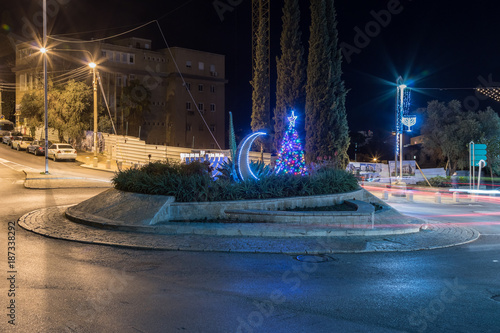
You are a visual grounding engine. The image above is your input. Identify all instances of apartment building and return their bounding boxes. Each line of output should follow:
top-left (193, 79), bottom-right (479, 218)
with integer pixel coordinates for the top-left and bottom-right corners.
top-left (12, 37), bottom-right (226, 149)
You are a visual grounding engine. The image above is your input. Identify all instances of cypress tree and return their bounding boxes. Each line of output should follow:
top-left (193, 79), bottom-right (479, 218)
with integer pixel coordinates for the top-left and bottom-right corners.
top-left (274, 0), bottom-right (305, 153)
top-left (250, 8), bottom-right (270, 146)
top-left (305, 0), bottom-right (329, 163)
top-left (228, 111), bottom-right (238, 181)
top-left (325, 0), bottom-right (350, 168)
top-left (306, 0), bottom-right (350, 167)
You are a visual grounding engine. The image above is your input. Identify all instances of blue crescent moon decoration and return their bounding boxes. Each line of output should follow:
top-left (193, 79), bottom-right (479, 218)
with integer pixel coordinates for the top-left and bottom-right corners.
top-left (236, 131), bottom-right (267, 181)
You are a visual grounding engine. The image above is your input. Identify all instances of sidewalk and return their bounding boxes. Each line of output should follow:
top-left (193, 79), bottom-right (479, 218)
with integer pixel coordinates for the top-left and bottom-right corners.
top-left (76, 150), bottom-right (119, 173)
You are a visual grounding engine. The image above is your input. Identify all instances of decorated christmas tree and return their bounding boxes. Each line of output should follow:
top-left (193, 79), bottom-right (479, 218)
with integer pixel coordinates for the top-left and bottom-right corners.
top-left (275, 110), bottom-right (308, 176)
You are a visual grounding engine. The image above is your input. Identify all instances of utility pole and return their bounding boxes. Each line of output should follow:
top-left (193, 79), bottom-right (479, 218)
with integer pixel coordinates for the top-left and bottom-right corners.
top-left (91, 63), bottom-right (98, 157)
top-left (43, 0), bottom-right (49, 174)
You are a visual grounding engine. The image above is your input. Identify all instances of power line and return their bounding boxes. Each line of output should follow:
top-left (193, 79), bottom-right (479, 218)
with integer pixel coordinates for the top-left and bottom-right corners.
top-left (155, 20), bottom-right (223, 152)
top-left (48, 20), bottom-right (156, 44)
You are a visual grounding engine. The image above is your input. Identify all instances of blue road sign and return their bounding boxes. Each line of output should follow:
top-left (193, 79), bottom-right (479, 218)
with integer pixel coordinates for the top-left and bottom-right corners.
top-left (471, 143), bottom-right (487, 167)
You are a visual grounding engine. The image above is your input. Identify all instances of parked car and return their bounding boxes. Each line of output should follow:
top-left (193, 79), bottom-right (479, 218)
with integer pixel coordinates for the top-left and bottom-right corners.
top-left (2, 131), bottom-right (23, 146)
top-left (26, 139), bottom-right (52, 156)
top-left (11, 136), bottom-right (34, 151)
top-left (47, 143), bottom-right (77, 161)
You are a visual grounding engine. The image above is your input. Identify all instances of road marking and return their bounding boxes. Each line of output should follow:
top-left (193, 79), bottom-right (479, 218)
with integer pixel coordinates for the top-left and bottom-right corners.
top-left (0, 157), bottom-right (38, 172)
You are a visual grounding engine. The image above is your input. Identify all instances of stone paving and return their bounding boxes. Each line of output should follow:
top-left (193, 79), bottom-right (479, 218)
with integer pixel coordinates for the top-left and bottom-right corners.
top-left (18, 205), bottom-right (480, 254)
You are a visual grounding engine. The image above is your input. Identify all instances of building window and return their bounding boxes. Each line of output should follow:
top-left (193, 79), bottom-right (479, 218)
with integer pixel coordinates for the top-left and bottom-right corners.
top-left (115, 52), bottom-right (121, 62)
top-left (210, 64), bottom-right (215, 72)
top-left (129, 54), bottom-right (135, 64)
top-left (198, 103), bottom-right (204, 111)
top-left (210, 104), bottom-right (216, 112)
top-left (186, 102), bottom-right (192, 110)
top-left (101, 50), bottom-right (107, 57)
top-left (210, 85), bottom-right (215, 93)
top-left (20, 74), bottom-right (26, 91)
top-left (198, 84), bottom-right (203, 92)
top-left (198, 62), bottom-right (204, 70)
top-left (186, 82), bottom-right (191, 91)
top-left (186, 124), bottom-right (192, 131)
top-left (210, 125), bottom-right (216, 132)
top-left (186, 61), bottom-right (192, 68)
top-left (129, 74), bottom-right (135, 81)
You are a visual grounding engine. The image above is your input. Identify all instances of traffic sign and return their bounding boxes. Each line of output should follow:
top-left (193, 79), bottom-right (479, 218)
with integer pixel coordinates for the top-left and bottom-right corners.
top-left (471, 143), bottom-right (487, 166)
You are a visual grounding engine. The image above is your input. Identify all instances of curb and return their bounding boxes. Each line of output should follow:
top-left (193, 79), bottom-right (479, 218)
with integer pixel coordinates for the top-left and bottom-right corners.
top-left (18, 206), bottom-right (481, 254)
top-left (23, 170), bottom-right (113, 189)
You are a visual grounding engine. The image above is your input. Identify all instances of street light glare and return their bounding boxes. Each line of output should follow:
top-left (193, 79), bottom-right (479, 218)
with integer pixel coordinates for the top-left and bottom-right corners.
top-left (89, 62), bottom-right (96, 68)
top-left (40, 47), bottom-right (47, 54)
top-left (399, 84), bottom-right (407, 89)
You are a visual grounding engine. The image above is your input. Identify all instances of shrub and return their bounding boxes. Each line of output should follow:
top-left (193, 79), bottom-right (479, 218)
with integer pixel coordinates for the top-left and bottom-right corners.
top-left (416, 176), bottom-right (468, 187)
top-left (112, 161), bottom-right (359, 202)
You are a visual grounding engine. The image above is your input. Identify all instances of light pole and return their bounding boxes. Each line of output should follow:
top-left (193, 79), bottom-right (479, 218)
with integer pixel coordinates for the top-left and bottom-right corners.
top-left (395, 77), bottom-right (410, 183)
top-left (42, 0), bottom-right (49, 174)
top-left (89, 62), bottom-right (98, 157)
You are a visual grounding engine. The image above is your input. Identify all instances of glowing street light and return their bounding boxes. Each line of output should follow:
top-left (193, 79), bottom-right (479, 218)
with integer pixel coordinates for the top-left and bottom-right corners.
top-left (42, 0), bottom-right (49, 174)
top-left (395, 77), bottom-right (411, 183)
top-left (89, 62), bottom-right (98, 157)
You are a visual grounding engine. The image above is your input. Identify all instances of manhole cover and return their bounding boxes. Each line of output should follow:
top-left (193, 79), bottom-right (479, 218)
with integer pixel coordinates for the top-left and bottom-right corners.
top-left (420, 224), bottom-right (433, 232)
top-left (295, 254), bottom-right (335, 263)
top-left (492, 295), bottom-right (500, 302)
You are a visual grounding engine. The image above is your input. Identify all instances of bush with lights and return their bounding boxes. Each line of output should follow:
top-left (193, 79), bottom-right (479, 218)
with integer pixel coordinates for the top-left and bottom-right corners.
top-left (112, 111), bottom-right (358, 202)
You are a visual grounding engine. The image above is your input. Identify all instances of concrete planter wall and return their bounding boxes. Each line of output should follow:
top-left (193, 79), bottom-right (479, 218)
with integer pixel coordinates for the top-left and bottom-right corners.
top-left (167, 189), bottom-right (374, 223)
top-left (66, 188), bottom-right (382, 228)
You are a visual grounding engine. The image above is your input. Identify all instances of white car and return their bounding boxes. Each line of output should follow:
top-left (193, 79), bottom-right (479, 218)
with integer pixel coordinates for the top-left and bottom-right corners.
top-left (47, 143), bottom-right (77, 161)
top-left (2, 131), bottom-right (22, 146)
top-left (11, 136), bottom-right (34, 151)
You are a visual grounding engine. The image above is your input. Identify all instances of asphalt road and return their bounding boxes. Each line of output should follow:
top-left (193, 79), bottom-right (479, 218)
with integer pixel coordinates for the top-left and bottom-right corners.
top-left (1, 146), bottom-right (499, 332)
top-left (0, 142), bottom-right (113, 181)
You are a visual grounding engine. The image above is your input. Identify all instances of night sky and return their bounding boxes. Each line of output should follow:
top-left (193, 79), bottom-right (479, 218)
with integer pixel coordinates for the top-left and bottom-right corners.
top-left (2, 0), bottom-right (500, 135)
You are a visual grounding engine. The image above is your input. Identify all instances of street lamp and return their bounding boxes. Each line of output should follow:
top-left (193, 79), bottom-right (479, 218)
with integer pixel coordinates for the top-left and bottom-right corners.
top-left (395, 77), bottom-right (411, 183)
top-left (89, 62), bottom-right (98, 158)
top-left (42, 0), bottom-right (48, 174)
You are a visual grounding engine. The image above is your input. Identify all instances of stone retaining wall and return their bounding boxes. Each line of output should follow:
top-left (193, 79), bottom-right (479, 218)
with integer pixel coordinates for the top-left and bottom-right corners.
top-left (224, 200), bottom-right (375, 228)
top-left (66, 188), bottom-right (386, 227)
top-left (168, 189), bottom-right (372, 223)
